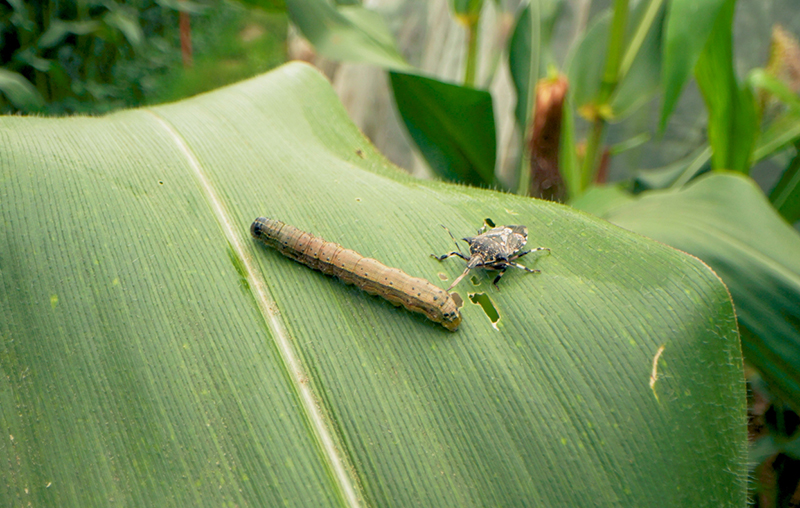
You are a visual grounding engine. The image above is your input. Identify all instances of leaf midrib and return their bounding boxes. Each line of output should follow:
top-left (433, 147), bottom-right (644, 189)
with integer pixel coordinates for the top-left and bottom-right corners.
top-left (144, 109), bottom-right (362, 508)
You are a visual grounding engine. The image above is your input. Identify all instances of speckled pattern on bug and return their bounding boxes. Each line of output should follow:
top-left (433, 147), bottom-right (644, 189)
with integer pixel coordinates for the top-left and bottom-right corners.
top-left (433, 221), bottom-right (549, 290)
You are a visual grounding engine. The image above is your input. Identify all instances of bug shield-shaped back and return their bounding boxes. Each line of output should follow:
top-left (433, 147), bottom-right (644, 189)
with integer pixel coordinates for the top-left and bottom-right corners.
top-left (464, 225), bottom-right (528, 264)
top-left (435, 223), bottom-right (538, 291)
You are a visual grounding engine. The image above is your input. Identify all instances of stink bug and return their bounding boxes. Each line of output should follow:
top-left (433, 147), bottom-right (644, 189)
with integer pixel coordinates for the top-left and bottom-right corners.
top-left (432, 220), bottom-right (549, 290)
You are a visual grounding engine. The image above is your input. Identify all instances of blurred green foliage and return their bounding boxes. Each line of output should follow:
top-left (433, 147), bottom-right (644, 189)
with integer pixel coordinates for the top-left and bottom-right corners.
top-left (150, 2), bottom-right (287, 104)
top-left (0, 0), bottom-right (287, 115)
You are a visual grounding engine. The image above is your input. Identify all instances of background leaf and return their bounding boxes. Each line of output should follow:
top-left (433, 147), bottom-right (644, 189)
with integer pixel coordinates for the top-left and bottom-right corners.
top-left (566, 10), bottom-right (610, 111)
top-left (749, 68), bottom-right (800, 115)
top-left (103, 8), bottom-right (144, 48)
top-left (450, 0), bottom-right (484, 20)
top-left (154, 0), bottom-right (209, 14)
top-left (694, 0), bottom-right (757, 173)
top-left (579, 173), bottom-right (800, 410)
top-left (769, 147), bottom-right (800, 223)
top-left (508, 2), bottom-right (542, 194)
top-left (569, 183), bottom-right (634, 214)
top-left (660, 0), bottom-right (727, 129)
top-left (752, 110), bottom-right (800, 162)
top-left (6, 0), bottom-right (35, 31)
top-left (0, 68), bottom-right (45, 109)
top-left (632, 146), bottom-right (711, 191)
top-left (285, 0), bottom-right (410, 70)
top-left (508, 3), bottom-right (540, 137)
top-left (608, 2), bottom-right (664, 121)
top-left (235, 0), bottom-right (287, 11)
top-left (38, 19), bottom-right (101, 48)
top-left (389, 70), bottom-right (497, 187)
top-left (0, 62), bottom-right (746, 506)
top-left (565, 0), bottom-right (663, 118)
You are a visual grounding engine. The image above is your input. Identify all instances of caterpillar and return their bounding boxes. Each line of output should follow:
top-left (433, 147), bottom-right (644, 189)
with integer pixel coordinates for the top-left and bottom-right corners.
top-left (251, 217), bottom-right (463, 331)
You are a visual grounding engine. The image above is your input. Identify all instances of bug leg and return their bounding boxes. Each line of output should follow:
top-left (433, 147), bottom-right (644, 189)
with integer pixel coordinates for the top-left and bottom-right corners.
top-left (506, 261), bottom-right (541, 274)
top-left (491, 268), bottom-right (507, 290)
top-left (510, 247), bottom-right (550, 261)
top-left (439, 224), bottom-right (466, 255)
top-left (431, 251), bottom-right (470, 262)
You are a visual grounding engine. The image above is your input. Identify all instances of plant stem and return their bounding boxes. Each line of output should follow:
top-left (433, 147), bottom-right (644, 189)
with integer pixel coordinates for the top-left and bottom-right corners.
top-left (518, 140), bottom-right (532, 196)
top-left (464, 19), bottom-right (479, 87)
top-left (41, 1), bottom-right (53, 102)
top-left (180, 0), bottom-right (193, 68)
top-left (619, 0), bottom-right (664, 79)
top-left (581, 117), bottom-right (606, 189)
top-left (515, 2), bottom-right (541, 195)
top-left (599, 0), bottom-right (628, 103)
top-left (581, 0), bottom-right (628, 190)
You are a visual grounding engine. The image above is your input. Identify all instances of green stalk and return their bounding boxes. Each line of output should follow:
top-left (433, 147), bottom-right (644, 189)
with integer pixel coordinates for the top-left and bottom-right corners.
top-left (464, 19), bottom-right (479, 88)
top-left (76, 0), bottom-right (89, 100)
top-left (598, 0), bottom-right (629, 103)
top-left (559, 96), bottom-right (581, 199)
top-left (39, 1), bottom-right (53, 102)
top-left (581, 0), bottom-right (628, 190)
top-left (580, 118), bottom-right (606, 189)
top-left (515, 2), bottom-right (541, 195)
top-left (518, 137), bottom-right (532, 196)
top-left (619, 0), bottom-right (664, 80)
top-left (20, 5), bottom-right (48, 101)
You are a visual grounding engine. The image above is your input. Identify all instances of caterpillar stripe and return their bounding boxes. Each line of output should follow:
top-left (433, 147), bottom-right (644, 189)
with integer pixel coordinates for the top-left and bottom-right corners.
top-left (251, 217), bottom-right (463, 331)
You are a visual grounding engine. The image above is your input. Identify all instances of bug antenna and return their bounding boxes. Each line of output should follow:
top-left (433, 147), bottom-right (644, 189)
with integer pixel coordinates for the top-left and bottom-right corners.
top-left (447, 267), bottom-right (471, 291)
top-left (440, 224), bottom-right (464, 255)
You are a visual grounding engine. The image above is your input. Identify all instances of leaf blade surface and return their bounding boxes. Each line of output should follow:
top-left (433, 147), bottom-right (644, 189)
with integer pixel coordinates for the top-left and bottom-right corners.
top-left (0, 62), bottom-right (746, 507)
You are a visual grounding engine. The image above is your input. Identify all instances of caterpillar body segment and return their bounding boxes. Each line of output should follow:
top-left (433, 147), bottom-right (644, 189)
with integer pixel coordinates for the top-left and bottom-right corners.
top-left (251, 217), bottom-right (463, 331)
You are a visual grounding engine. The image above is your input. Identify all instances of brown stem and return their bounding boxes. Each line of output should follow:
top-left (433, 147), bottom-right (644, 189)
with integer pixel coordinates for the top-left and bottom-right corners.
top-left (179, 7), bottom-right (193, 68)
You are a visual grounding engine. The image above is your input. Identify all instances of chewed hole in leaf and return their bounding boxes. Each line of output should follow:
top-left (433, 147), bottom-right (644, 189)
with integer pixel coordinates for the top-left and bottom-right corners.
top-left (470, 275), bottom-right (481, 286)
top-left (469, 292), bottom-right (500, 327)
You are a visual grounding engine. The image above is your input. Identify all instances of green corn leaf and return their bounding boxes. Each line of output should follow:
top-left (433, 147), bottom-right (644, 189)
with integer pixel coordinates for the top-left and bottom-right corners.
top-left (0, 62), bottom-right (746, 507)
top-left (577, 173), bottom-right (800, 411)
